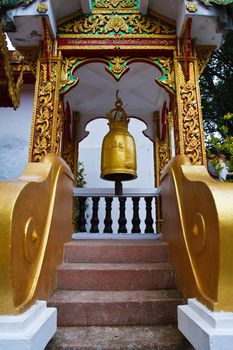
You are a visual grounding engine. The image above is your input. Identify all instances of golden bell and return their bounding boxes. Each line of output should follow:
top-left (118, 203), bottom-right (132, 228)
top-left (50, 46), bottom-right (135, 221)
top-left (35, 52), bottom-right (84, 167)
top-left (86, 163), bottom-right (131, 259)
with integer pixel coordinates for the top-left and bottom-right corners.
top-left (101, 91), bottom-right (137, 182)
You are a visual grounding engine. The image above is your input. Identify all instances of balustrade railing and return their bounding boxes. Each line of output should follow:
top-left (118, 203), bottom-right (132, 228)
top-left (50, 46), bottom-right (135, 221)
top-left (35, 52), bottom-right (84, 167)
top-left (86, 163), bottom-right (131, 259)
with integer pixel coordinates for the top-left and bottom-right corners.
top-left (73, 188), bottom-right (162, 235)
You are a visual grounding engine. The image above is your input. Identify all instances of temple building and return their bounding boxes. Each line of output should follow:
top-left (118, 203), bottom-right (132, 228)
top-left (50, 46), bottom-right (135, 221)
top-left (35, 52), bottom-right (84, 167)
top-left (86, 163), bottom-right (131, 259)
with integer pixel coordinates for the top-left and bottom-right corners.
top-left (0, 0), bottom-right (233, 349)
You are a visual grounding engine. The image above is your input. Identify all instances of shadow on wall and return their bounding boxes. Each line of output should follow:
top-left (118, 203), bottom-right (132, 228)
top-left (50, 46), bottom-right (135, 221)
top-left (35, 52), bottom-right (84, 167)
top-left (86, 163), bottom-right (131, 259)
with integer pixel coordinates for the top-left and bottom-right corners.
top-left (0, 136), bottom-right (29, 180)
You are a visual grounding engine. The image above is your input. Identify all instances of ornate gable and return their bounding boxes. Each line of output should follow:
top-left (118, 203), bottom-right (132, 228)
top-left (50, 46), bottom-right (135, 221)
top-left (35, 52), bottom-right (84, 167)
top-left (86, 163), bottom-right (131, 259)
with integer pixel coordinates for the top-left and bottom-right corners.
top-left (58, 12), bottom-right (176, 36)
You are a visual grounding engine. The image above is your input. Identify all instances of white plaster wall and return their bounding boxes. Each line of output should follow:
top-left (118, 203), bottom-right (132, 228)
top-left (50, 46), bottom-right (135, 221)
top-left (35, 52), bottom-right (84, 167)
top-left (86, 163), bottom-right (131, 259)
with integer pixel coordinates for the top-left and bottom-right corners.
top-left (0, 85), bottom-right (34, 180)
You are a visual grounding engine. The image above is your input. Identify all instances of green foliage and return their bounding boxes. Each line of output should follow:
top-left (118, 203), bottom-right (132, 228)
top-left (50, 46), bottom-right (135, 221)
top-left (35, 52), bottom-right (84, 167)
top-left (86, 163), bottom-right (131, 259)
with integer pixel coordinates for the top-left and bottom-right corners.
top-left (200, 30), bottom-right (233, 180)
top-left (200, 31), bottom-right (233, 137)
top-left (206, 113), bottom-right (233, 176)
top-left (73, 161), bottom-right (87, 232)
top-left (76, 161), bottom-right (87, 188)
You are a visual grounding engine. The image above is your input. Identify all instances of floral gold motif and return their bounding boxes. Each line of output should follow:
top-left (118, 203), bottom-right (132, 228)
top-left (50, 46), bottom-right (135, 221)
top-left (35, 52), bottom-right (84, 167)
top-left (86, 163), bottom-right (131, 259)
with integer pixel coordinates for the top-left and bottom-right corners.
top-left (180, 82), bottom-right (201, 164)
top-left (93, 0), bottom-right (138, 8)
top-left (60, 57), bottom-right (82, 93)
top-left (105, 14), bottom-right (129, 32)
top-left (174, 56), bottom-right (206, 165)
top-left (180, 18), bottom-right (192, 81)
top-left (55, 99), bottom-right (64, 156)
top-left (16, 46), bottom-right (39, 76)
top-left (196, 46), bottom-right (215, 77)
top-left (110, 56), bottom-right (126, 74)
top-left (186, 1), bottom-right (198, 12)
top-left (154, 111), bottom-right (172, 186)
top-left (36, 2), bottom-right (48, 13)
top-left (150, 56), bottom-right (175, 93)
top-left (33, 78), bottom-right (55, 161)
top-left (30, 58), bottom-right (62, 162)
top-left (58, 14), bottom-right (176, 35)
top-left (158, 141), bottom-right (170, 175)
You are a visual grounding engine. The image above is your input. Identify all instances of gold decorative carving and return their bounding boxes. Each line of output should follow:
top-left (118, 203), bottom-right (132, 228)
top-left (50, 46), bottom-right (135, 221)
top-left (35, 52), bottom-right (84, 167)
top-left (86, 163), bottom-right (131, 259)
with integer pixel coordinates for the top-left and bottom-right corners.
top-left (60, 57), bottom-right (79, 90)
top-left (109, 56), bottom-right (126, 74)
top-left (158, 142), bottom-right (170, 175)
top-left (154, 111), bottom-right (172, 187)
top-left (180, 81), bottom-right (202, 164)
top-left (106, 14), bottom-right (129, 32)
top-left (0, 154), bottom-right (73, 314)
top-left (174, 55), bottom-right (206, 165)
top-left (93, 0), bottom-right (137, 8)
top-left (17, 47), bottom-right (39, 76)
top-left (33, 78), bottom-right (55, 161)
top-left (30, 57), bottom-right (62, 162)
top-left (196, 46), bottom-right (216, 77)
top-left (11, 50), bottom-right (24, 62)
top-left (150, 56), bottom-right (175, 93)
top-left (36, 2), bottom-right (48, 13)
top-left (161, 155), bottom-right (233, 312)
top-left (58, 14), bottom-right (175, 35)
top-left (55, 99), bottom-right (64, 156)
top-left (0, 25), bottom-right (23, 109)
top-left (172, 103), bottom-right (181, 155)
top-left (186, 1), bottom-right (198, 12)
top-left (180, 18), bottom-right (192, 81)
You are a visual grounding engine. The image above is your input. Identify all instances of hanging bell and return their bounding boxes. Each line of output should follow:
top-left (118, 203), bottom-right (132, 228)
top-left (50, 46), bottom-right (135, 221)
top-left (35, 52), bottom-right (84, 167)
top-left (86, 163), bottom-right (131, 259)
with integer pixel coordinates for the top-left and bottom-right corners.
top-left (100, 90), bottom-right (137, 184)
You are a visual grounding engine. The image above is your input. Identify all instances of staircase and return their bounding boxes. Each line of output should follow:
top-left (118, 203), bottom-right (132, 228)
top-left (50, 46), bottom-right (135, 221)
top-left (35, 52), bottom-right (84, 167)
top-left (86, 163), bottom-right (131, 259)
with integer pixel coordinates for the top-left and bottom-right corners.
top-left (46, 239), bottom-right (193, 349)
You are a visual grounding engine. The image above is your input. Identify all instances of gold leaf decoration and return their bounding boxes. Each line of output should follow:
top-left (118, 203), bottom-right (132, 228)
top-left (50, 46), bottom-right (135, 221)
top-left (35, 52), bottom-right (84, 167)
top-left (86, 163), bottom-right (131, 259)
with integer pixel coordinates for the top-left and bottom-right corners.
top-left (93, 0), bottom-right (138, 8)
top-left (58, 14), bottom-right (176, 35)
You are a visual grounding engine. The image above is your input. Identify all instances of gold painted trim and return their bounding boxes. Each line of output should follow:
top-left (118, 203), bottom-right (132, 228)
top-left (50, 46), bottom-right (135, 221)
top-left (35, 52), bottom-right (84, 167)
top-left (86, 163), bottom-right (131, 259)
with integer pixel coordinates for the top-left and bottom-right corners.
top-left (173, 55), bottom-right (185, 156)
top-left (51, 56), bottom-right (62, 153)
top-left (58, 33), bottom-right (176, 39)
top-left (91, 8), bottom-right (140, 13)
top-left (29, 57), bottom-right (40, 161)
top-left (195, 45), bottom-right (216, 78)
top-left (59, 45), bottom-right (176, 50)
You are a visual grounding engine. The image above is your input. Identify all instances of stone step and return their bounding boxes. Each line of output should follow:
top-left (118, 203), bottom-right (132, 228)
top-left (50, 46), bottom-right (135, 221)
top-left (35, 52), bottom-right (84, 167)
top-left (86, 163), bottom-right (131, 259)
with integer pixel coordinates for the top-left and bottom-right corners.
top-left (64, 239), bottom-right (169, 263)
top-left (45, 325), bottom-right (194, 350)
top-left (57, 262), bottom-right (176, 290)
top-left (48, 290), bottom-right (182, 326)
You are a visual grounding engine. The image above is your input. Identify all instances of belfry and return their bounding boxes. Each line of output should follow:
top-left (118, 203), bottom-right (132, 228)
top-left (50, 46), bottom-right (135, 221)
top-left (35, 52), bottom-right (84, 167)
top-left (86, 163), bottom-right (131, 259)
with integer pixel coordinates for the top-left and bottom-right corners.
top-left (0, 0), bottom-right (233, 349)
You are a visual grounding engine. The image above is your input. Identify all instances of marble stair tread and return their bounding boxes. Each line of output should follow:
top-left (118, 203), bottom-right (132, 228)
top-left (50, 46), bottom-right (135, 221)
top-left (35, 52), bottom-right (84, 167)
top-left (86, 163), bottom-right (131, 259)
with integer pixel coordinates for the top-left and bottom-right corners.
top-left (49, 289), bottom-right (182, 303)
top-left (45, 325), bottom-right (194, 350)
top-left (58, 262), bottom-right (174, 270)
top-left (64, 239), bottom-right (169, 263)
top-left (57, 262), bottom-right (176, 290)
top-left (48, 290), bottom-right (182, 326)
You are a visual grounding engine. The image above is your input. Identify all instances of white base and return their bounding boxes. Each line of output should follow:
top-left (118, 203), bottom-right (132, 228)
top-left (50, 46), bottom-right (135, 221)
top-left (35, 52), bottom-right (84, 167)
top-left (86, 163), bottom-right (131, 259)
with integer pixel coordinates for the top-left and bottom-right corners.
top-left (178, 298), bottom-right (233, 350)
top-left (0, 301), bottom-right (57, 350)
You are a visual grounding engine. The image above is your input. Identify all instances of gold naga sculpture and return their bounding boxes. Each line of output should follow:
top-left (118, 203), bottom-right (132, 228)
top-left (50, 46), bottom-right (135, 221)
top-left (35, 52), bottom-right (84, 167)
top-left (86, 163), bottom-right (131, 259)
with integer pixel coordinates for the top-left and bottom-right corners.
top-left (101, 90), bottom-right (137, 194)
